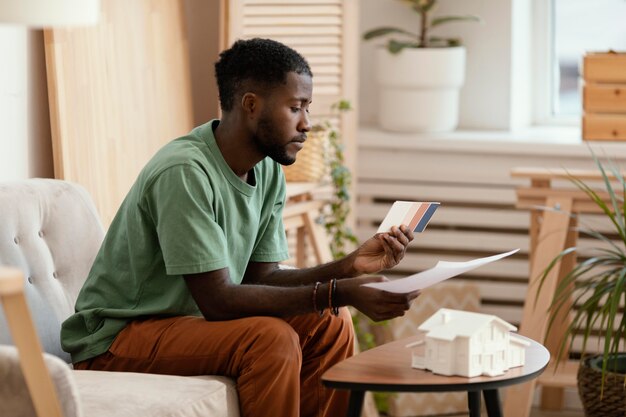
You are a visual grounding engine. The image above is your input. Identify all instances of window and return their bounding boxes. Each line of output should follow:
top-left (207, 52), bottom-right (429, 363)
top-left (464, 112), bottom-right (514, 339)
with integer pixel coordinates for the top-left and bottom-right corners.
top-left (534, 0), bottom-right (626, 123)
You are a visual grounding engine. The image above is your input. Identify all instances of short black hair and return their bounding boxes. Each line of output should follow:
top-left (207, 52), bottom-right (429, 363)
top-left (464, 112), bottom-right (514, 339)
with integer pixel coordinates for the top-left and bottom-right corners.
top-left (215, 38), bottom-right (312, 112)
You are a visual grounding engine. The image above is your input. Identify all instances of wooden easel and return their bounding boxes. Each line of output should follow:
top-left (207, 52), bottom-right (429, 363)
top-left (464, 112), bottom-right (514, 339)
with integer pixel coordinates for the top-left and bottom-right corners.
top-left (503, 168), bottom-right (619, 417)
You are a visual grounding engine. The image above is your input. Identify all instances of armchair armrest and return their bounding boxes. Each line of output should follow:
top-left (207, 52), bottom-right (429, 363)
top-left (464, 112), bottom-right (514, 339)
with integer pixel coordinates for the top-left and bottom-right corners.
top-left (0, 267), bottom-right (64, 417)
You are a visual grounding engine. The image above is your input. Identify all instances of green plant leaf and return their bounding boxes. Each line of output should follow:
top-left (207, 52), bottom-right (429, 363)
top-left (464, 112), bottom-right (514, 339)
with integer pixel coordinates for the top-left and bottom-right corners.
top-left (321, 99), bottom-right (359, 261)
top-left (572, 169), bottom-right (625, 243)
top-left (607, 269), bottom-right (626, 370)
top-left (539, 154), bottom-right (626, 383)
top-left (429, 14), bottom-right (482, 29)
top-left (590, 150), bottom-right (626, 240)
top-left (579, 228), bottom-right (623, 254)
top-left (570, 174), bottom-right (626, 244)
top-left (363, 27), bottom-right (418, 41)
top-left (387, 39), bottom-right (420, 54)
top-left (534, 246), bottom-right (577, 309)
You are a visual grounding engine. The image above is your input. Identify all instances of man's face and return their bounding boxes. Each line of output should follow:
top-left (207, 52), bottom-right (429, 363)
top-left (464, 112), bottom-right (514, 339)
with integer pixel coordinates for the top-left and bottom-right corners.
top-left (251, 72), bottom-right (313, 166)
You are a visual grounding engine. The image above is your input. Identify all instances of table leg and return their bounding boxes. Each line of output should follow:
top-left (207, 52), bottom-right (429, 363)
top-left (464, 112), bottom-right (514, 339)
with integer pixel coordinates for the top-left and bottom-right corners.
top-left (468, 390), bottom-right (481, 417)
top-left (346, 390), bottom-right (365, 417)
top-left (484, 389), bottom-right (502, 417)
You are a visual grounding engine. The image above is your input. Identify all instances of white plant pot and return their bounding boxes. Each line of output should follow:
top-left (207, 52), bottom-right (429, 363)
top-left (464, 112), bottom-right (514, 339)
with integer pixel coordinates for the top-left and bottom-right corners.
top-left (376, 46), bottom-right (466, 133)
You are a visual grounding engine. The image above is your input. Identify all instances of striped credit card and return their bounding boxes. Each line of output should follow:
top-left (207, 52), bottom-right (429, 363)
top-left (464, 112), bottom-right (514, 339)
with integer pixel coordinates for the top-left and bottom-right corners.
top-left (377, 201), bottom-right (440, 233)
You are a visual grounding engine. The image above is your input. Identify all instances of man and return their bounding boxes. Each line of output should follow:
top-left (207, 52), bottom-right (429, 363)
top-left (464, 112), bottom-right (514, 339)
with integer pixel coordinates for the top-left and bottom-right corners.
top-left (62, 38), bottom-right (419, 417)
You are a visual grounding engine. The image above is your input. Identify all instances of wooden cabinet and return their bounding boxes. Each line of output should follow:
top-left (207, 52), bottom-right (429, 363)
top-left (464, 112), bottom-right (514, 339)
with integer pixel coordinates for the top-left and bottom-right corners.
top-left (582, 52), bottom-right (626, 141)
top-left (582, 52), bottom-right (626, 83)
top-left (583, 113), bottom-right (626, 140)
top-left (583, 84), bottom-right (626, 113)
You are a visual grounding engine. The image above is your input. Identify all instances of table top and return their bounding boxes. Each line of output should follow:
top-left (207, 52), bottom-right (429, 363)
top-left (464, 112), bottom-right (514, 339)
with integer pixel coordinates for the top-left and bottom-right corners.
top-left (322, 335), bottom-right (550, 393)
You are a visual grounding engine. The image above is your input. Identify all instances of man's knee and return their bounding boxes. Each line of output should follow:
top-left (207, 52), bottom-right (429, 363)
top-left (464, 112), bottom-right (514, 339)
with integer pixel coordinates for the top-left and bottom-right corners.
top-left (249, 317), bottom-right (302, 365)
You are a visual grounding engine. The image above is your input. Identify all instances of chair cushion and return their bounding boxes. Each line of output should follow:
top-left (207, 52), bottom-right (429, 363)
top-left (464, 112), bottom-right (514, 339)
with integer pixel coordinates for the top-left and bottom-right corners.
top-left (75, 371), bottom-right (240, 417)
top-left (0, 344), bottom-right (240, 417)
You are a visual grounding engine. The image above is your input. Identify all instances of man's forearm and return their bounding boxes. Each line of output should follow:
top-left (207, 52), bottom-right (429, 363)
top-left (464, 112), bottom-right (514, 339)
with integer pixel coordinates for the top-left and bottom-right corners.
top-left (253, 252), bottom-right (360, 286)
top-left (200, 281), bottom-right (336, 320)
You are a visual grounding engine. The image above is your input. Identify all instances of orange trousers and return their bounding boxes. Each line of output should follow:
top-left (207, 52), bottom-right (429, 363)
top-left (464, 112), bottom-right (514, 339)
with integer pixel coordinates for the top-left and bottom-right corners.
top-left (75, 308), bottom-right (354, 417)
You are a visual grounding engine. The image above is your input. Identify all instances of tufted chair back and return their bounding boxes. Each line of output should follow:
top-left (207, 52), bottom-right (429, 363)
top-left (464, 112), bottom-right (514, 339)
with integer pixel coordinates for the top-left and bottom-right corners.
top-left (0, 179), bottom-right (104, 362)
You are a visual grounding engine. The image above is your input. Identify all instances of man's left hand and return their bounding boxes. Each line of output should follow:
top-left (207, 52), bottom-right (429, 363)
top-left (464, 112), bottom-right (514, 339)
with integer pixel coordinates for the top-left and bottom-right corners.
top-left (351, 225), bottom-right (414, 275)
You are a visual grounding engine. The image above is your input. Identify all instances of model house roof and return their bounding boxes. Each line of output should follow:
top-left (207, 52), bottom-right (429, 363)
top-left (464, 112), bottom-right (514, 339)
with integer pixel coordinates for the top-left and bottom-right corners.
top-left (418, 308), bottom-right (517, 341)
top-left (510, 334), bottom-right (531, 347)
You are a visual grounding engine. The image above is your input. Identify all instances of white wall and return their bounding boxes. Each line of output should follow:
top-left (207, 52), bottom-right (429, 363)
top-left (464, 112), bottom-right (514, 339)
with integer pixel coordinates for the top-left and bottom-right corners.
top-left (0, 26), bottom-right (53, 181)
top-left (1, 1), bottom-right (534, 180)
top-left (0, 2), bottom-right (220, 182)
top-left (359, 0), bottom-right (532, 130)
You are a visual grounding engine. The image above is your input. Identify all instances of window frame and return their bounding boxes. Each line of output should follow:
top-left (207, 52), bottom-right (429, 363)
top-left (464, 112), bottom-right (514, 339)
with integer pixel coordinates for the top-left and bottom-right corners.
top-left (532, 0), bottom-right (580, 127)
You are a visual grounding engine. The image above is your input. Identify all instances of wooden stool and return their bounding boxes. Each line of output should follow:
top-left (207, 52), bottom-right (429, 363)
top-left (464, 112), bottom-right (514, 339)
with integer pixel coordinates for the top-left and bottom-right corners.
top-left (284, 182), bottom-right (333, 266)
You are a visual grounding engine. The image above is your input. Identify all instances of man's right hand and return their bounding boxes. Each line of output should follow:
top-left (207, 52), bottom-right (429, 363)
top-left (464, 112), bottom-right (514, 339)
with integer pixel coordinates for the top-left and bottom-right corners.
top-left (337, 276), bottom-right (420, 322)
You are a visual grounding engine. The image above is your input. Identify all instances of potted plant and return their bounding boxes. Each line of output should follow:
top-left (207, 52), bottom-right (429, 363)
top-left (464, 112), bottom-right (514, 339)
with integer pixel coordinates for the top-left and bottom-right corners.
top-left (320, 100), bottom-right (359, 259)
top-left (363, 0), bottom-right (480, 133)
top-left (538, 153), bottom-right (626, 416)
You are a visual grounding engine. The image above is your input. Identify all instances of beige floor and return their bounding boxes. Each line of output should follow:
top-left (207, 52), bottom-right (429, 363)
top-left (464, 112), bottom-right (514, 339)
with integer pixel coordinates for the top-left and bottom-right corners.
top-left (412, 408), bottom-right (584, 417)
top-left (383, 407), bottom-right (584, 417)
top-left (529, 409), bottom-right (583, 417)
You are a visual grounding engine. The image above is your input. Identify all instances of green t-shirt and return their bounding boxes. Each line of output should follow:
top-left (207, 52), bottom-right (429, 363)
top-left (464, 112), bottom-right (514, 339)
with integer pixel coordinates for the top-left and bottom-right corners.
top-left (61, 120), bottom-right (290, 363)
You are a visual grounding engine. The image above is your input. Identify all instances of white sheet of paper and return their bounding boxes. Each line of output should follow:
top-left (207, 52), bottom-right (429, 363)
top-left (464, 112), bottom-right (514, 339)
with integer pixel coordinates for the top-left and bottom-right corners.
top-left (363, 249), bottom-right (520, 294)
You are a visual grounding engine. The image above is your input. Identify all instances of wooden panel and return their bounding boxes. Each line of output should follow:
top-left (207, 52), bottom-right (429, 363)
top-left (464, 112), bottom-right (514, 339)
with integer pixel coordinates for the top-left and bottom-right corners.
top-left (357, 226), bottom-right (529, 255)
top-left (583, 52), bottom-right (626, 83)
top-left (384, 253), bottom-right (529, 280)
top-left (247, 5), bottom-right (342, 15)
top-left (359, 202), bottom-right (528, 229)
top-left (243, 15), bottom-right (343, 26)
top-left (583, 113), bottom-right (626, 141)
top-left (359, 181), bottom-right (518, 205)
top-left (226, 0), bottom-right (359, 229)
top-left (44, 0), bottom-right (193, 227)
top-left (230, 0), bottom-right (346, 105)
top-left (511, 167), bottom-right (625, 181)
top-left (584, 84), bottom-right (626, 113)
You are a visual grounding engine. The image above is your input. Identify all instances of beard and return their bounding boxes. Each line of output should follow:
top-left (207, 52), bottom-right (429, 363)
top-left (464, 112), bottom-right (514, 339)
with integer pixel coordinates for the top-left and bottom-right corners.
top-left (252, 115), bottom-right (302, 166)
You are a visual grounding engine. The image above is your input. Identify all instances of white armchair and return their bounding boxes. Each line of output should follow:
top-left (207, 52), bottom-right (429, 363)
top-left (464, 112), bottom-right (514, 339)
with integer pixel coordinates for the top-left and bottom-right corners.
top-left (0, 179), bottom-right (240, 417)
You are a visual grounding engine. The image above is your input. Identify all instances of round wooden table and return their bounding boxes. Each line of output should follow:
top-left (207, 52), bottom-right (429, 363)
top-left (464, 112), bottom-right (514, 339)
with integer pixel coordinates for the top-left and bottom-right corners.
top-left (322, 335), bottom-right (550, 417)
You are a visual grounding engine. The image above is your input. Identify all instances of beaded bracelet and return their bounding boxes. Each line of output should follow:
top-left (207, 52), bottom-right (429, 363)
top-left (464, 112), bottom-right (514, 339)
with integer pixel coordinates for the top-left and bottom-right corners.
top-left (312, 281), bottom-right (323, 316)
top-left (331, 278), bottom-right (339, 316)
top-left (327, 279), bottom-right (333, 315)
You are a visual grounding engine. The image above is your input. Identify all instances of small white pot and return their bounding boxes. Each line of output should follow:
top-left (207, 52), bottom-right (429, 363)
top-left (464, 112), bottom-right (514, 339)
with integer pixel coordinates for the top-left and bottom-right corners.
top-left (376, 46), bottom-right (466, 133)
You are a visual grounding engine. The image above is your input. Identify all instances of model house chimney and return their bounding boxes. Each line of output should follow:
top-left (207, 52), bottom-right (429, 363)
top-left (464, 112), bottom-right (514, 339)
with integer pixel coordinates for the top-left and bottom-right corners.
top-left (442, 311), bottom-right (451, 324)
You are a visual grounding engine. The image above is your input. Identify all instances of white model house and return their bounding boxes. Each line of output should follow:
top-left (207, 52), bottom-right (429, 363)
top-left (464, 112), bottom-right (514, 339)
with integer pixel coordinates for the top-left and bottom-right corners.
top-left (411, 308), bottom-right (530, 377)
